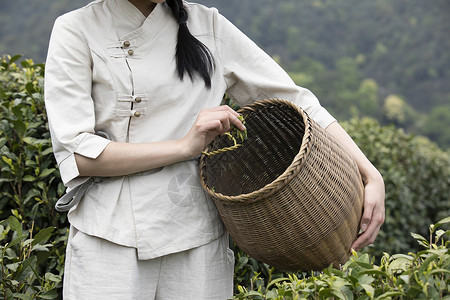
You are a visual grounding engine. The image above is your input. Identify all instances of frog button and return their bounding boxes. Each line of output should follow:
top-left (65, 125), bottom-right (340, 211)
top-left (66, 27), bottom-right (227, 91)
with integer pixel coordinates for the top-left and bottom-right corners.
top-left (128, 49), bottom-right (134, 56)
top-left (134, 111), bottom-right (141, 118)
top-left (123, 41), bottom-right (131, 48)
top-left (135, 97), bottom-right (142, 103)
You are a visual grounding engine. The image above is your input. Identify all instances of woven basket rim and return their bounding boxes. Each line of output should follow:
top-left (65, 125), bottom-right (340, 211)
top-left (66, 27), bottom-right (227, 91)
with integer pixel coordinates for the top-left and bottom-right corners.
top-left (199, 98), bottom-right (314, 203)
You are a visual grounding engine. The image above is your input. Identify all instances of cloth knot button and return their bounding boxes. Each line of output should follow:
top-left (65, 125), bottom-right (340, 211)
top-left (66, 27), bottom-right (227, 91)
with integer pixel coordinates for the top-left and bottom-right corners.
top-left (134, 111), bottom-right (141, 117)
top-left (135, 97), bottom-right (142, 103)
top-left (128, 49), bottom-right (134, 56)
top-left (123, 41), bottom-right (131, 48)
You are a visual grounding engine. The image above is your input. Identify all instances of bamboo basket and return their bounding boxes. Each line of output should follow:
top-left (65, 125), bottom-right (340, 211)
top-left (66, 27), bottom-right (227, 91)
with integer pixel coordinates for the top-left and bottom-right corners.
top-left (199, 99), bottom-right (364, 271)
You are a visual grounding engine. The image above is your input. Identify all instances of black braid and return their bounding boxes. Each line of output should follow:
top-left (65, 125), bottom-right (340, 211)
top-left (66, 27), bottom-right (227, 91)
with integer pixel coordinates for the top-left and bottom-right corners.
top-left (166, 0), bottom-right (215, 88)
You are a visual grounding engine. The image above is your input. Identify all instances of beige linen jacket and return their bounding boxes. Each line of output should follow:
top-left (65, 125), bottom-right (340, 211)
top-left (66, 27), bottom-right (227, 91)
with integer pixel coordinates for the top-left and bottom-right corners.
top-left (44, 0), bottom-right (336, 259)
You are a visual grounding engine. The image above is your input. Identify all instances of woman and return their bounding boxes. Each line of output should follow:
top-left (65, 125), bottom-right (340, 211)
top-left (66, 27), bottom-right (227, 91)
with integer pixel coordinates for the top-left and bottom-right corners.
top-left (45, 0), bottom-right (385, 299)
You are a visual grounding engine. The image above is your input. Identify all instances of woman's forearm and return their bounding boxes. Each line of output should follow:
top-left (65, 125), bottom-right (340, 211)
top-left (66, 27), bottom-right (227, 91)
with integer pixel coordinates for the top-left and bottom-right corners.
top-left (75, 140), bottom-right (190, 177)
top-left (326, 121), bottom-right (382, 183)
top-left (75, 105), bottom-right (246, 178)
top-left (326, 121), bottom-right (385, 251)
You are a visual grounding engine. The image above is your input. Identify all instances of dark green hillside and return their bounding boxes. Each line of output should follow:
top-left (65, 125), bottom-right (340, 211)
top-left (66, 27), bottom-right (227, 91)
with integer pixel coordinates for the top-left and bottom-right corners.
top-left (197, 0), bottom-right (450, 148)
top-left (197, 0), bottom-right (450, 112)
top-left (1, 0), bottom-right (449, 148)
top-left (0, 0), bottom-right (91, 61)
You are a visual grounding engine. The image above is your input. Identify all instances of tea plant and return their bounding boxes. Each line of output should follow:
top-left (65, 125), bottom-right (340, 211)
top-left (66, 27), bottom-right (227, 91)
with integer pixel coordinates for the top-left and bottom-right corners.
top-left (234, 216), bottom-right (450, 299)
top-left (0, 55), bottom-right (66, 298)
top-left (1, 216), bottom-right (65, 299)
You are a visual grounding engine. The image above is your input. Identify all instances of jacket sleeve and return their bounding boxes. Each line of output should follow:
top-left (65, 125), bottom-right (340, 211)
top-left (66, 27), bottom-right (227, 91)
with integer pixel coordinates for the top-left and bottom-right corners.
top-left (213, 11), bottom-right (336, 129)
top-left (44, 14), bottom-right (111, 188)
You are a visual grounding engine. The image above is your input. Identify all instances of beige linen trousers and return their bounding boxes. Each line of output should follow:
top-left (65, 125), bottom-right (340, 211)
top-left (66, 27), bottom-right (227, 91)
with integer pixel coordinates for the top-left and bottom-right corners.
top-left (63, 226), bottom-right (234, 299)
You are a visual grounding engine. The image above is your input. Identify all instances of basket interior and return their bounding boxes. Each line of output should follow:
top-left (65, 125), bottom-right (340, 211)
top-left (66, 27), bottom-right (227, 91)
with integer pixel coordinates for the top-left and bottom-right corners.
top-left (203, 103), bottom-right (305, 196)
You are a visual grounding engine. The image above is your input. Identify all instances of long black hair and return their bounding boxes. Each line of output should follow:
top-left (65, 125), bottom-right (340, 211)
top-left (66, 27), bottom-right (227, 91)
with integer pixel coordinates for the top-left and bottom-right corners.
top-left (166, 0), bottom-right (215, 88)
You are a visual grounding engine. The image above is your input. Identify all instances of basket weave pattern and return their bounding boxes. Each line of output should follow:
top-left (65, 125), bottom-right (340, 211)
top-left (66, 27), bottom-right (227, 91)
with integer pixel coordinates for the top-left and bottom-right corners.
top-left (199, 99), bottom-right (364, 271)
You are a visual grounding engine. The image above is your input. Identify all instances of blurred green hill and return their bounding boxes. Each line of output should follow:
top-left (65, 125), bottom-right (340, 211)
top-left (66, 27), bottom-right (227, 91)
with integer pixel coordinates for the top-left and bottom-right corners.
top-left (1, 0), bottom-right (449, 148)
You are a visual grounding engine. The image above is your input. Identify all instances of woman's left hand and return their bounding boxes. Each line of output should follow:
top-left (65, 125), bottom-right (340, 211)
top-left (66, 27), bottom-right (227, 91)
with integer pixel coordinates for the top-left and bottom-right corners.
top-left (351, 172), bottom-right (385, 251)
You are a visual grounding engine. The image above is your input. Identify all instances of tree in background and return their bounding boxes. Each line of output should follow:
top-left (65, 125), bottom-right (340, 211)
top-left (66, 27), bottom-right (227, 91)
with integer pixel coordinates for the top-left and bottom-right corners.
top-left (422, 105), bottom-right (450, 149)
top-left (383, 94), bottom-right (418, 129)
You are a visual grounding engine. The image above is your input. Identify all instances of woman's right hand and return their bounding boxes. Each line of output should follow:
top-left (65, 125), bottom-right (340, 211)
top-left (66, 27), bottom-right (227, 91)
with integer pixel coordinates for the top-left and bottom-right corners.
top-left (74, 105), bottom-right (245, 178)
top-left (180, 105), bottom-right (246, 158)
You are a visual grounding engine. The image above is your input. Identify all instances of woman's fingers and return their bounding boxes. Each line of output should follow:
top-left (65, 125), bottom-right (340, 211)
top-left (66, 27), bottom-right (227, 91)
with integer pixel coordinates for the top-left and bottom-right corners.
top-left (197, 106), bottom-right (245, 134)
top-left (216, 105), bottom-right (246, 131)
top-left (351, 181), bottom-right (385, 251)
top-left (181, 105), bottom-right (246, 158)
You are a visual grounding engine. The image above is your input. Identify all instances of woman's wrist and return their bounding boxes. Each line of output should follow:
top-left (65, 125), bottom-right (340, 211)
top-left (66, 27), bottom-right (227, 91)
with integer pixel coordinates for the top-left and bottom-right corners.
top-left (358, 161), bottom-right (384, 187)
top-left (175, 138), bottom-right (196, 161)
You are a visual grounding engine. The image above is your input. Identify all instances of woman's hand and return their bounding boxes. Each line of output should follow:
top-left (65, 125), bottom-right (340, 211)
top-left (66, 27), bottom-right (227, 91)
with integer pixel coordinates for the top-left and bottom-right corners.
top-left (180, 105), bottom-right (246, 158)
top-left (351, 171), bottom-right (385, 251)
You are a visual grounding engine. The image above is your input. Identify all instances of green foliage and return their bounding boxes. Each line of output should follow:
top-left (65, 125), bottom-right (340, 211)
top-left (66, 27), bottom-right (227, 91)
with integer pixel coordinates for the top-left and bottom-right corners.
top-left (199, 0), bottom-right (450, 113)
top-left (0, 55), bottom-right (66, 298)
top-left (1, 216), bottom-right (64, 299)
top-left (422, 105), bottom-right (450, 149)
top-left (290, 56), bottom-right (383, 122)
top-left (383, 94), bottom-right (418, 128)
top-left (233, 217), bottom-right (450, 300)
top-left (0, 54), bottom-right (65, 228)
top-left (0, 56), bottom-right (449, 299)
top-left (0, 0), bottom-right (91, 63)
top-left (196, 0), bottom-right (450, 149)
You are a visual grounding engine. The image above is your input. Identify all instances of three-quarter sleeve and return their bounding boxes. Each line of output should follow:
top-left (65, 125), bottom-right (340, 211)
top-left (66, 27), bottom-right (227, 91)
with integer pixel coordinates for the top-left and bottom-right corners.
top-left (213, 12), bottom-right (336, 128)
top-left (45, 15), bottom-right (111, 188)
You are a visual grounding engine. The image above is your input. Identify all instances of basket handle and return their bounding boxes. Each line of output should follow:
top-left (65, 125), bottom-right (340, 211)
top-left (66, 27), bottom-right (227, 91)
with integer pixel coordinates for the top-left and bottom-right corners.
top-left (202, 115), bottom-right (247, 157)
top-left (201, 132), bottom-right (242, 157)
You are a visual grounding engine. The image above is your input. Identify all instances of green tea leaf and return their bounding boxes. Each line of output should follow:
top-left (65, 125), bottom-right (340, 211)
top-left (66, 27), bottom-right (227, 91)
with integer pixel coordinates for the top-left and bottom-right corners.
top-left (235, 256), bottom-right (249, 271)
top-left (428, 268), bottom-right (450, 276)
top-left (418, 254), bottom-right (438, 273)
top-left (6, 262), bottom-right (20, 272)
top-left (39, 168), bottom-right (56, 178)
top-left (25, 82), bottom-right (36, 94)
top-left (2, 156), bottom-right (13, 168)
top-left (9, 54), bottom-right (22, 64)
top-left (266, 277), bottom-right (289, 290)
top-left (41, 146), bottom-right (54, 156)
top-left (435, 229), bottom-right (446, 241)
top-left (22, 137), bottom-right (35, 144)
top-left (359, 269), bottom-right (387, 277)
top-left (38, 291), bottom-right (59, 300)
top-left (45, 272), bottom-right (62, 283)
top-left (411, 232), bottom-right (428, 242)
top-left (32, 227), bottom-right (55, 246)
top-left (359, 283), bottom-right (374, 298)
top-left (8, 216), bottom-right (22, 236)
top-left (375, 291), bottom-right (405, 299)
top-left (22, 175), bottom-right (36, 182)
top-left (6, 234), bottom-right (27, 249)
top-left (31, 244), bottom-right (52, 252)
top-left (5, 248), bottom-right (17, 260)
top-left (435, 216), bottom-right (450, 228)
top-left (12, 293), bottom-right (32, 300)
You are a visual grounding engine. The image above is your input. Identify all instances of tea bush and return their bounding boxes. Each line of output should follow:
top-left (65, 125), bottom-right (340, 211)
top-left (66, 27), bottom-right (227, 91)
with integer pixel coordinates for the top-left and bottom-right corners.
top-left (233, 216), bottom-right (450, 300)
top-left (1, 55), bottom-right (449, 298)
top-left (0, 55), bottom-right (67, 298)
